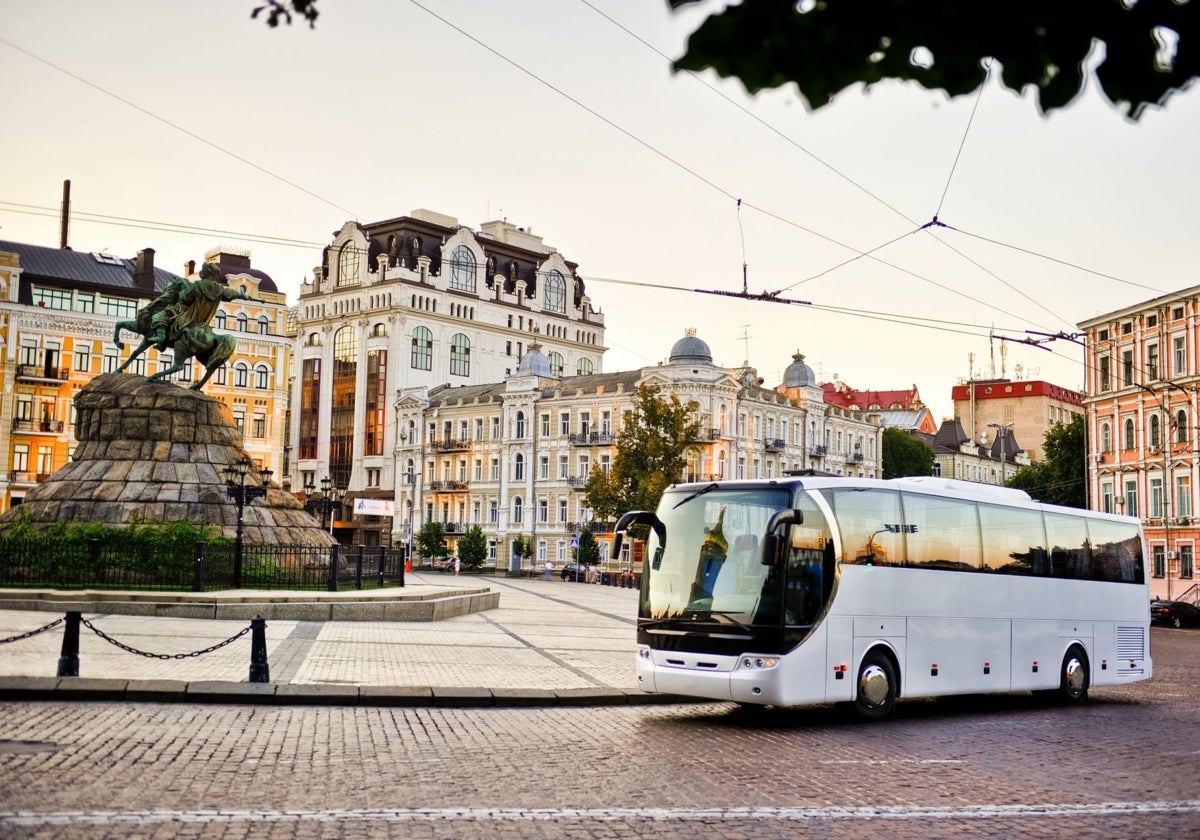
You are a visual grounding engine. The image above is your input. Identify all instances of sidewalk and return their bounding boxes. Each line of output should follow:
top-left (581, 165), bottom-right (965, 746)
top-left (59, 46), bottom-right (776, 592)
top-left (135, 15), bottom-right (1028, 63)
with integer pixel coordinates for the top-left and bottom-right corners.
top-left (0, 573), bottom-right (687, 708)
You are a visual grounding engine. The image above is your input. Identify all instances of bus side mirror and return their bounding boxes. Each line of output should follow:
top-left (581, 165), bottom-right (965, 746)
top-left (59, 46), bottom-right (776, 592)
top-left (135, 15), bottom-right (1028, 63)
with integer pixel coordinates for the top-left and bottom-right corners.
top-left (761, 509), bottom-right (804, 566)
top-left (652, 546), bottom-right (664, 570)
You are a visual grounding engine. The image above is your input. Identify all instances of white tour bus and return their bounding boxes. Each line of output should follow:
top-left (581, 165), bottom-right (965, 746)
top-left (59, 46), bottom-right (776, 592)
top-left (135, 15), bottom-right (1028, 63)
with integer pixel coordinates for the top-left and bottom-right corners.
top-left (614, 476), bottom-right (1151, 720)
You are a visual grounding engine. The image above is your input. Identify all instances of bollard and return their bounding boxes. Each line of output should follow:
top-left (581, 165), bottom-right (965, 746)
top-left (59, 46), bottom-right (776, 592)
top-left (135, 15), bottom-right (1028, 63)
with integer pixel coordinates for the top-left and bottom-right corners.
top-left (248, 615), bottom-right (270, 683)
top-left (57, 611), bottom-right (81, 677)
top-left (193, 542), bottom-right (206, 592)
top-left (327, 545), bottom-right (339, 592)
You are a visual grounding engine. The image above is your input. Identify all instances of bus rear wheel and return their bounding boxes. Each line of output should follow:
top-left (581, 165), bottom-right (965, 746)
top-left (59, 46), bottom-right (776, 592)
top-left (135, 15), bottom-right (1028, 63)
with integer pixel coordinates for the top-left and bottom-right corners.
top-left (1055, 645), bottom-right (1089, 706)
top-left (853, 651), bottom-right (896, 721)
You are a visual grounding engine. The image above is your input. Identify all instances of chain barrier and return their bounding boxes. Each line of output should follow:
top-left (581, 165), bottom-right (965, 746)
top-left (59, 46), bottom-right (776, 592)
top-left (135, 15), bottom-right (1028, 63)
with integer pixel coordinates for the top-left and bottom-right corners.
top-left (0, 617), bottom-right (65, 645)
top-left (80, 617), bottom-right (251, 660)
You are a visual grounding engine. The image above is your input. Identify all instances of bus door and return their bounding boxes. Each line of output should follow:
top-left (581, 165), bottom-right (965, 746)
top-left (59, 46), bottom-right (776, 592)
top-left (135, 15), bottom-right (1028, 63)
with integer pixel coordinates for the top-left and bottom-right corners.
top-left (782, 495), bottom-right (835, 628)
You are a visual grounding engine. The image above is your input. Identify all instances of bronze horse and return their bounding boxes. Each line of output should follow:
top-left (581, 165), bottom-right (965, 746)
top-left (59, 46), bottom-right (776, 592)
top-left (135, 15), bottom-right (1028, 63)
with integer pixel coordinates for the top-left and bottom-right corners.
top-left (113, 263), bottom-right (254, 390)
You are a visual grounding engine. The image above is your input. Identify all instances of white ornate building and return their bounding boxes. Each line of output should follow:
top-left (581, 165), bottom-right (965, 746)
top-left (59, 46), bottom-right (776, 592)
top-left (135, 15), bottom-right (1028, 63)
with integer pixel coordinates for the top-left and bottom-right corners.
top-left (394, 332), bottom-right (884, 571)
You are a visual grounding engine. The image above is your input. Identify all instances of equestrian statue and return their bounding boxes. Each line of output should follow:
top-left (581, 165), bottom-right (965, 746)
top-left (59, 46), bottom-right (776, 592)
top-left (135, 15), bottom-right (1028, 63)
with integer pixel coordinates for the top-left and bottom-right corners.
top-left (113, 261), bottom-right (258, 390)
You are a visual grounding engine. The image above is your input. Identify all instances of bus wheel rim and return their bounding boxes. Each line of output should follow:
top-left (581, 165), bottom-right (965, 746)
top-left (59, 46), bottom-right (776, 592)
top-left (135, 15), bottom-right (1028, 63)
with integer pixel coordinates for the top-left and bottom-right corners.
top-left (1064, 657), bottom-right (1086, 696)
top-left (859, 664), bottom-right (890, 707)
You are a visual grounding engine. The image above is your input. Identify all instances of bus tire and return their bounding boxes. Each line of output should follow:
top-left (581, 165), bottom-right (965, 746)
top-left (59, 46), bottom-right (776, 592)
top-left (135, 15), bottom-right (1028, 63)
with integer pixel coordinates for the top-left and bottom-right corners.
top-left (853, 650), bottom-right (897, 721)
top-left (1055, 645), bottom-right (1089, 706)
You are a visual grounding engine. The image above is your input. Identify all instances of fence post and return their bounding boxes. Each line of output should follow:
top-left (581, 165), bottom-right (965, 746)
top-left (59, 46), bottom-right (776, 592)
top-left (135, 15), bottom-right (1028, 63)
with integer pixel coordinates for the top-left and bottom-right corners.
top-left (327, 545), bottom-right (339, 592)
top-left (57, 611), bottom-right (81, 677)
top-left (355, 545), bottom-right (364, 590)
top-left (88, 539), bottom-right (100, 587)
top-left (398, 548), bottom-right (405, 588)
top-left (377, 547), bottom-right (385, 587)
top-left (193, 542), bottom-right (206, 592)
top-left (248, 615), bottom-right (269, 683)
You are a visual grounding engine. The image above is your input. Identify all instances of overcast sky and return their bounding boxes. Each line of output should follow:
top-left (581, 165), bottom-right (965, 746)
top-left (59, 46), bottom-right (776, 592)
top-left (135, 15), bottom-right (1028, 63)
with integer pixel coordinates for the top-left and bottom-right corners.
top-left (3, 1), bottom-right (1196, 424)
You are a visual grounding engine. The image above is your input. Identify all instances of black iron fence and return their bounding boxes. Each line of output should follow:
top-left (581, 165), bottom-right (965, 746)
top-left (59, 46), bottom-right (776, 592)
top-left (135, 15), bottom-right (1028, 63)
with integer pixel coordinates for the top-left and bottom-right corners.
top-left (0, 539), bottom-right (405, 592)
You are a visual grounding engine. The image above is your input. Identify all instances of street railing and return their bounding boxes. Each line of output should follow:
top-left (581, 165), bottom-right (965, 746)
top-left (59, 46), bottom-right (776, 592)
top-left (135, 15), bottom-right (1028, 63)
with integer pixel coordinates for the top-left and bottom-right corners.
top-left (0, 539), bottom-right (405, 592)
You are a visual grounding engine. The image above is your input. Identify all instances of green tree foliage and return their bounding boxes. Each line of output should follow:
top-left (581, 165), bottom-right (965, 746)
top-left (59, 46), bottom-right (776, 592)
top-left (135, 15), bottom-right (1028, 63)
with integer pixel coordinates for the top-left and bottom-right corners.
top-left (574, 527), bottom-right (601, 567)
top-left (668, 0), bottom-right (1196, 120)
top-left (511, 535), bottom-right (535, 565)
top-left (457, 525), bottom-right (488, 571)
top-left (252, 0), bottom-right (317, 28)
top-left (881, 427), bottom-right (935, 478)
top-left (1006, 414), bottom-right (1086, 508)
top-left (585, 384), bottom-right (701, 522)
top-left (416, 520), bottom-right (447, 561)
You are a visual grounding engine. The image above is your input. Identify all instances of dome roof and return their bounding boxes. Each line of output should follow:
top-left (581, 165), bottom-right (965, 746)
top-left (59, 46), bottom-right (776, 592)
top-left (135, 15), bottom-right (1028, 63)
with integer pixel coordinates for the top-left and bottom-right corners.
top-left (516, 344), bottom-right (554, 378)
top-left (669, 329), bottom-right (713, 365)
top-left (783, 352), bottom-right (817, 388)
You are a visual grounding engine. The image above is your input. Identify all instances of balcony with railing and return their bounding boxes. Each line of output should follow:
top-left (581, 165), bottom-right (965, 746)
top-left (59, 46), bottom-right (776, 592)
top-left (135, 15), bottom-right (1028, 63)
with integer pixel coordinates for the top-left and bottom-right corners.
top-left (691, 428), bottom-right (721, 442)
top-left (763, 438), bottom-right (786, 452)
top-left (427, 480), bottom-right (469, 492)
top-left (850, 452), bottom-right (864, 463)
top-left (16, 364), bottom-right (70, 383)
top-left (8, 471), bottom-right (51, 484)
top-left (565, 475), bottom-right (589, 487)
top-left (11, 419), bottom-right (66, 434)
top-left (682, 473), bottom-right (721, 483)
top-left (431, 437), bottom-right (471, 452)
top-left (568, 432), bottom-right (614, 446)
top-left (565, 521), bottom-right (615, 534)
top-left (809, 444), bottom-right (828, 457)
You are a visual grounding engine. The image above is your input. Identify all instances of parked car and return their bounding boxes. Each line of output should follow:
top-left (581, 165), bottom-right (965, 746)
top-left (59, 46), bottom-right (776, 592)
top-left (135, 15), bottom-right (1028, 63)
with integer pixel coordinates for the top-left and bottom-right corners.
top-left (561, 563), bottom-right (591, 582)
top-left (435, 557), bottom-right (458, 573)
top-left (1150, 599), bottom-right (1200, 628)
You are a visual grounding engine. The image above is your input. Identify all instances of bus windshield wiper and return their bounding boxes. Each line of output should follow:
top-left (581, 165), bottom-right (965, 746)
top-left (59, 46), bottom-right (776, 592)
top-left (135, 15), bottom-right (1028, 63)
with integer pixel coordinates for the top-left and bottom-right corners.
top-left (703, 611), bottom-right (752, 633)
top-left (672, 482), bottom-right (720, 509)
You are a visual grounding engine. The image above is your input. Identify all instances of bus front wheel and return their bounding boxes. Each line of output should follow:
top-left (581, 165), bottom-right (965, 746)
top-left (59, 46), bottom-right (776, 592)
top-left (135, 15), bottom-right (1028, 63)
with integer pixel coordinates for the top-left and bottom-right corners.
top-left (1055, 645), bottom-right (1089, 706)
top-left (853, 651), bottom-right (897, 721)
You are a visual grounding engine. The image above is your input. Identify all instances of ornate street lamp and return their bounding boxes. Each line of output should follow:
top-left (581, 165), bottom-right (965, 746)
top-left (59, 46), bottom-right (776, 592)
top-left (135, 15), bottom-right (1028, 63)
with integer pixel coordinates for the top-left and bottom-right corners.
top-left (224, 458), bottom-right (272, 588)
top-left (304, 476), bottom-right (345, 535)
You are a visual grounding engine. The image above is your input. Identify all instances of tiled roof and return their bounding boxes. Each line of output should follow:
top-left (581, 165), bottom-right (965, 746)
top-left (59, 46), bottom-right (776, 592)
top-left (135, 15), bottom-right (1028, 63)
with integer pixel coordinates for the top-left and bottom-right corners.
top-left (0, 240), bottom-right (181, 294)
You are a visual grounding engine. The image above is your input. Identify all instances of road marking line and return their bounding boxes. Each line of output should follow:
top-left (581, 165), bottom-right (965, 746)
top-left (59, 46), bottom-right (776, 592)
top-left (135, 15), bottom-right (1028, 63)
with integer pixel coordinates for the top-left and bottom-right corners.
top-left (3, 801), bottom-right (1199, 825)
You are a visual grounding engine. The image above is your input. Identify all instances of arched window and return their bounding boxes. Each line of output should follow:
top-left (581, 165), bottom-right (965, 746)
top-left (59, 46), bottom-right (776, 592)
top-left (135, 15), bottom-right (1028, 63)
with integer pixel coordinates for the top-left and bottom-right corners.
top-left (1177, 409), bottom-right (1189, 443)
top-left (514, 453), bottom-right (525, 480)
top-left (515, 411), bottom-right (526, 439)
top-left (215, 311), bottom-right (227, 330)
top-left (214, 364), bottom-right (227, 386)
top-left (1150, 414), bottom-right (1162, 449)
top-left (544, 269), bottom-right (566, 313)
top-left (1124, 418), bottom-right (1136, 450)
top-left (449, 245), bottom-right (476, 292)
top-left (1100, 422), bottom-right (1112, 453)
top-left (257, 316), bottom-right (270, 335)
top-left (547, 351), bottom-right (564, 377)
top-left (308, 332), bottom-right (321, 346)
top-left (372, 323), bottom-right (387, 337)
top-left (450, 333), bottom-right (470, 377)
top-left (255, 365), bottom-right (269, 389)
top-left (512, 496), bottom-right (523, 524)
top-left (234, 362), bottom-right (249, 388)
top-left (411, 326), bottom-right (432, 370)
top-left (576, 358), bottom-right (593, 375)
top-left (337, 242), bottom-right (359, 286)
top-left (236, 313), bottom-right (248, 332)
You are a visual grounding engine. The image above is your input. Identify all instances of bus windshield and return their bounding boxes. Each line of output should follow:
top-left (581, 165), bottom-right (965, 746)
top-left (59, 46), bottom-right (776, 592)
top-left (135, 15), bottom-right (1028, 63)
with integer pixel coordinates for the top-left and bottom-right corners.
top-left (641, 485), bottom-right (831, 626)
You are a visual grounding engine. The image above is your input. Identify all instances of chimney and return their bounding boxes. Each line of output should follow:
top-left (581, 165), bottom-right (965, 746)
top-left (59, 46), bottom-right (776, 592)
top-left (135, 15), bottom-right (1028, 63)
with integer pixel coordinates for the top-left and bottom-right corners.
top-left (134, 248), bottom-right (156, 291)
top-left (184, 259), bottom-right (196, 276)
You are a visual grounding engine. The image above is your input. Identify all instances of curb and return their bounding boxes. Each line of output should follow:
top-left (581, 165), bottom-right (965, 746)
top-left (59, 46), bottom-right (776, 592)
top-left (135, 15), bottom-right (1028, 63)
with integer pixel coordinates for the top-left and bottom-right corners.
top-left (0, 676), bottom-right (707, 708)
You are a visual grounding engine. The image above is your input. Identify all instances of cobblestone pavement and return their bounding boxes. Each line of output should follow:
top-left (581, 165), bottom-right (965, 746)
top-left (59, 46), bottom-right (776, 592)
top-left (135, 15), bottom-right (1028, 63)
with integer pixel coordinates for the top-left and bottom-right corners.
top-left (0, 575), bottom-right (640, 692)
top-left (0, 580), bottom-right (1197, 839)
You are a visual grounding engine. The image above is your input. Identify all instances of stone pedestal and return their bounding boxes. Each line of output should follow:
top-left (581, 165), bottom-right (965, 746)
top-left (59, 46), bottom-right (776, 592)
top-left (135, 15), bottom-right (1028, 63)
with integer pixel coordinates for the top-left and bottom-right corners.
top-left (0, 374), bottom-right (334, 546)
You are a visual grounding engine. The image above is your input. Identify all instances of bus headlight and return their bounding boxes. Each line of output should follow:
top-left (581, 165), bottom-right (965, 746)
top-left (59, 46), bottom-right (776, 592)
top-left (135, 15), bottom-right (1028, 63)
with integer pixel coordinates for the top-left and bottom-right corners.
top-left (739, 656), bottom-right (779, 671)
top-left (637, 645), bottom-right (652, 661)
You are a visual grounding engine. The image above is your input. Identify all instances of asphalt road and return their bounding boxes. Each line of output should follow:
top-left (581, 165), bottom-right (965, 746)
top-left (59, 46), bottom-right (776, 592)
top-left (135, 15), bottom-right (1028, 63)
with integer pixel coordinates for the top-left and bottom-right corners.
top-left (0, 618), bottom-right (1197, 838)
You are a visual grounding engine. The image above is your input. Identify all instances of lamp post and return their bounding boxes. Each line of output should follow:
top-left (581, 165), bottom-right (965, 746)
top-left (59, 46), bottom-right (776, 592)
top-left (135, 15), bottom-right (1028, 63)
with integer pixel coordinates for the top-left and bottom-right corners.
top-left (404, 469), bottom-right (417, 569)
top-left (224, 458), bottom-right (272, 589)
top-left (987, 422), bottom-right (1014, 485)
top-left (304, 476), bottom-right (345, 535)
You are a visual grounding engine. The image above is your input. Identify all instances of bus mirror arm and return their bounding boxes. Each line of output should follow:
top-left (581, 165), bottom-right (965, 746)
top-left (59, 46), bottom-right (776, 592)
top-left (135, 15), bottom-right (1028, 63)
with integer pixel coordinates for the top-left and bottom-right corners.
top-left (612, 510), bottom-right (663, 559)
top-left (761, 509), bottom-right (804, 566)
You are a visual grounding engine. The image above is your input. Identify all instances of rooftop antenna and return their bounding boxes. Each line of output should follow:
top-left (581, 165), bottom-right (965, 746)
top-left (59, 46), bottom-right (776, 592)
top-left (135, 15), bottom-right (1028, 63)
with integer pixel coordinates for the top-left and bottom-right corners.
top-left (738, 324), bottom-right (751, 362)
